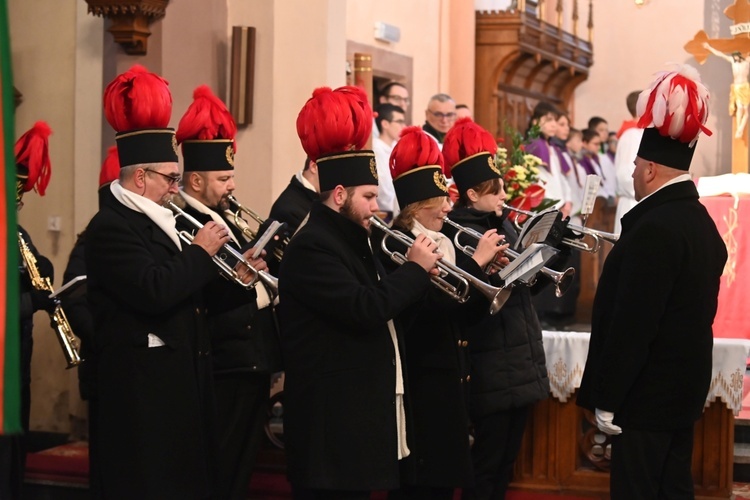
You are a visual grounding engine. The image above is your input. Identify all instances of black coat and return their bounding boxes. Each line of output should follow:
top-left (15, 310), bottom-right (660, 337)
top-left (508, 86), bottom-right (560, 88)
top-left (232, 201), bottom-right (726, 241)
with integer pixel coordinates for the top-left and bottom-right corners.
top-left (85, 198), bottom-right (247, 499)
top-left (377, 224), bottom-right (483, 489)
top-left (442, 208), bottom-right (550, 418)
top-left (62, 235), bottom-right (95, 400)
top-left (278, 202), bottom-right (431, 491)
top-left (269, 175), bottom-right (319, 234)
top-left (175, 204), bottom-right (282, 374)
top-left (576, 181), bottom-right (727, 431)
top-left (62, 187), bottom-right (118, 401)
top-left (17, 226), bottom-right (53, 428)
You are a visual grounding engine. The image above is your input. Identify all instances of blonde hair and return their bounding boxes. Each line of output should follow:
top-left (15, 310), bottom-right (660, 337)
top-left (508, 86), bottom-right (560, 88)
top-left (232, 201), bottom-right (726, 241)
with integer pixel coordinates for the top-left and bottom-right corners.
top-left (394, 196), bottom-right (447, 229)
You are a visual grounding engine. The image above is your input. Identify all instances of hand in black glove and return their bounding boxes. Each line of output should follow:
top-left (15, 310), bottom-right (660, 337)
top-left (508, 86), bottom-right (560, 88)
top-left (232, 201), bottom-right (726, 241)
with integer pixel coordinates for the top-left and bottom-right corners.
top-left (36, 255), bottom-right (54, 282)
top-left (30, 290), bottom-right (57, 314)
top-left (543, 213), bottom-right (569, 248)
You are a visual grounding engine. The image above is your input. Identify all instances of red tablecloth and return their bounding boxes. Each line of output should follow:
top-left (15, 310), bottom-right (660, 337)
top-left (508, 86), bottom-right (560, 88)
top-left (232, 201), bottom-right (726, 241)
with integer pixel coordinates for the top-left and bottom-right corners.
top-left (700, 194), bottom-right (750, 339)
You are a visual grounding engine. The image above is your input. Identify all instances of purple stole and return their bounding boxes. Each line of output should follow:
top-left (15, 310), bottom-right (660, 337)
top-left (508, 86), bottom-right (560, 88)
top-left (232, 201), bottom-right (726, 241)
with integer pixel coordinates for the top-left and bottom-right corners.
top-left (552, 143), bottom-right (571, 174)
top-left (525, 137), bottom-right (551, 172)
top-left (527, 137), bottom-right (571, 175)
top-left (579, 153), bottom-right (603, 178)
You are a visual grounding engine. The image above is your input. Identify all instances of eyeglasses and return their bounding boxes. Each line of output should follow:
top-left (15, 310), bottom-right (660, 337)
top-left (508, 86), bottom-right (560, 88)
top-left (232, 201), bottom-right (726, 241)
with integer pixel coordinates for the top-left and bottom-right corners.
top-left (386, 95), bottom-right (410, 105)
top-left (146, 169), bottom-right (181, 187)
top-left (428, 110), bottom-right (457, 120)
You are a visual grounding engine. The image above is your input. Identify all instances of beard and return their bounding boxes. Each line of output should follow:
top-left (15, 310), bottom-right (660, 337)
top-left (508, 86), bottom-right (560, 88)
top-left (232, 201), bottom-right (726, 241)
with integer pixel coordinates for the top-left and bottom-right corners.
top-left (216, 195), bottom-right (230, 212)
top-left (340, 197), bottom-right (371, 235)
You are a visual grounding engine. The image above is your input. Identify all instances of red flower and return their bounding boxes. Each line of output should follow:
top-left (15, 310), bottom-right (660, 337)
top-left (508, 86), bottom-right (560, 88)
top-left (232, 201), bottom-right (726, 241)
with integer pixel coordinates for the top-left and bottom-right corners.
top-left (506, 185), bottom-right (546, 223)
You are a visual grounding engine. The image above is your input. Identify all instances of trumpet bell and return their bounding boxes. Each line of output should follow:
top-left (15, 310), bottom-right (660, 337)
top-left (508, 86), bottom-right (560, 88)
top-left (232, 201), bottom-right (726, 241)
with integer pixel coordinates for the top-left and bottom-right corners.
top-left (489, 287), bottom-right (512, 314)
top-left (553, 267), bottom-right (576, 298)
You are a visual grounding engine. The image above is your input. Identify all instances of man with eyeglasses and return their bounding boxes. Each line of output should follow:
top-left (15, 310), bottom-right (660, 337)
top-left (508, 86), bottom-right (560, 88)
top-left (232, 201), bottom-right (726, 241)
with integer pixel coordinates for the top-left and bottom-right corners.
top-left (85, 66), bottom-right (258, 499)
top-left (423, 93), bottom-right (457, 149)
top-left (373, 103), bottom-right (407, 219)
top-left (379, 81), bottom-right (410, 110)
top-left (373, 81), bottom-right (410, 140)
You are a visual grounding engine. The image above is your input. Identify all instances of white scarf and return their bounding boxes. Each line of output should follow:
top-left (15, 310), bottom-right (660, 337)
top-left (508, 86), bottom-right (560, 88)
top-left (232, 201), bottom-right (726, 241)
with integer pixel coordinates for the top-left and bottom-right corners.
top-left (295, 170), bottom-right (317, 192)
top-left (368, 238), bottom-right (410, 459)
top-left (180, 189), bottom-right (238, 245)
top-left (180, 189), bottom-right (273, 310)
top-left (110, 180), bottom-right (181, 250)
top-left (410, 219), bottom-right (456, 265)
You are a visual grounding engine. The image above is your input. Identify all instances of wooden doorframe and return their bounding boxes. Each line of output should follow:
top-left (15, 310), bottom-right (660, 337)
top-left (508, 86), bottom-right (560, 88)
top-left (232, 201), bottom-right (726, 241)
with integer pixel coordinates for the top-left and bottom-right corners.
top-left (346, 41), bottom-right (414, 125)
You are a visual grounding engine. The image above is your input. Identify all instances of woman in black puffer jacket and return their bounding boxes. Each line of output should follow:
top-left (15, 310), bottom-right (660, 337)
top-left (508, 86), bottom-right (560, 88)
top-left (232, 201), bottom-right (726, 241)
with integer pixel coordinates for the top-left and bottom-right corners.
top-left (442, 119), bottom-right (550, 500)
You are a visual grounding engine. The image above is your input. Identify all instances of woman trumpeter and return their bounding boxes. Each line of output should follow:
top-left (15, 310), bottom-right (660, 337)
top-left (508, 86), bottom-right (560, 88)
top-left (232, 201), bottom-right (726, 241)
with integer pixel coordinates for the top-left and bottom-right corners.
top-left (379, 126), bottom-right (505, 500)
top-left (441, 118), bottom-right (550, 500)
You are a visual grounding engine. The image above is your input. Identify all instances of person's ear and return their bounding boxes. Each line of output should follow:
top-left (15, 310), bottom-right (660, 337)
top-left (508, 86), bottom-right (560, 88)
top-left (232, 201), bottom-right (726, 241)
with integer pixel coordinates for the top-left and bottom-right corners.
top-left (185, 172), bottom-right (202, 192)
top-left (333, 185), bottom-right (347, 207)
top-left (134, 167), bottom-right (147, 188)
top-left (467, 188), bottom-right (480, 203)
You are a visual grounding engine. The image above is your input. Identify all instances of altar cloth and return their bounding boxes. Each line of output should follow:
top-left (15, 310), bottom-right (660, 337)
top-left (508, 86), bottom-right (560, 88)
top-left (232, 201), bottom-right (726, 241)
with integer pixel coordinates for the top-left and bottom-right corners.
top-left (542, 330), bottom-right (750, 414)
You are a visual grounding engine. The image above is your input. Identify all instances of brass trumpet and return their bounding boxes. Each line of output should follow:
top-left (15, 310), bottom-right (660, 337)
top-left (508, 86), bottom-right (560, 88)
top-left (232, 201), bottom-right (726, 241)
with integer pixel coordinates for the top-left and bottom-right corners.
top-left (226, 195), bottom-right (286, 261)
top-left (18, 232), bottom-right (82, 368)
top-left (165, 200), bottom-right (279, 295)
top-left (501, 203), bottom-right (619, 253)
top-left (442, 218), bottom-right (576, 298)
top-left (370, 216), bottom-right (511, 315)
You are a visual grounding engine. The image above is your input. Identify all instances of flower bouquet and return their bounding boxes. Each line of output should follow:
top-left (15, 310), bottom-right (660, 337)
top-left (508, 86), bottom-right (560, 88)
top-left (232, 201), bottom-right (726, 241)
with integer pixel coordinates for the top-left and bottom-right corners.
top-left (495, 125), bottom-right (557, 224)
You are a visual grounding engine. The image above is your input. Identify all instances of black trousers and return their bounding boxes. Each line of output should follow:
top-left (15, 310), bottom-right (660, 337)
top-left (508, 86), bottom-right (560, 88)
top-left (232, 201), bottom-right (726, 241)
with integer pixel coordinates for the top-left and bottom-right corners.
top-left (462, 406), bottom-right (530, 500)
top-left (212, 372), bottom-right (271, 500)
top-left (0, 320), bottom-right (33, 500)
top-left (610, 426), bottom-right (695, 500)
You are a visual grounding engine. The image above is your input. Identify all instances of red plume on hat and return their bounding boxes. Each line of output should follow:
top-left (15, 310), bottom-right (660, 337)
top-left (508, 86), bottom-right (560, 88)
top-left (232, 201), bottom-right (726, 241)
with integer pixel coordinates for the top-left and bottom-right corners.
top-left (390, 126), bottom-right (447, 179)
top-left (296, 86), bottom-right (372, 161)
top-left (636, 64), bottom-right (712, 146)
top-left (442, 117), bottom-right (497, 169)
top-left (99, 146), bottom-right (120, 188)
top-left (15, 121), bottom-right (52, 196)
top-left (103, 64), bottom-right (172, 132)
top-left (176, 85), bottom-right (237, 146)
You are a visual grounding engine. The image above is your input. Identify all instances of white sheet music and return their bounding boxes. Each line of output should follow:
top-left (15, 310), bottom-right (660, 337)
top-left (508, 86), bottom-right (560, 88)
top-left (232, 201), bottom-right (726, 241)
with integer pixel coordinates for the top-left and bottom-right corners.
top-left (499, 243), bottom-right (559, 285)
top-left (252, 220), bottom-right (284, 258)
top-left (581, 174), bottom-right (601, 216)
top-left (515, 211), bottom-right (559, 251)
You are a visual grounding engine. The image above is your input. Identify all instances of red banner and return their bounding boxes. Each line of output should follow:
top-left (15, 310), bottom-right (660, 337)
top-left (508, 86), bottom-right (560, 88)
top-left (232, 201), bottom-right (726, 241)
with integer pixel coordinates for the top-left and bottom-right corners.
top-left (700, 194), bottom-right (750, 340)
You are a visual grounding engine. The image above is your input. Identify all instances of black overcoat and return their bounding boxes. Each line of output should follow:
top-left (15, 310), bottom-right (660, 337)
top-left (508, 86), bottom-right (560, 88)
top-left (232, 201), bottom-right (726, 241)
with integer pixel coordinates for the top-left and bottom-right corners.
top-left (85, 199), bottom-right (243, 499)
top-left (278, 202), bottom-right (431, 491)
top-left (269, 175), bottom-right (319, 234)
top-left (577, 181), bottom-right (727, 430)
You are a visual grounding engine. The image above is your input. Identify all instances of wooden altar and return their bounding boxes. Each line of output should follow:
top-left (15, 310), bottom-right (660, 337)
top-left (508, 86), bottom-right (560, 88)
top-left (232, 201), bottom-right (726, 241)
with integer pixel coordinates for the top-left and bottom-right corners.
top-left (510, 333), bottom-right (749, 499)
top-left (511, 396), bottom-right (734, 499)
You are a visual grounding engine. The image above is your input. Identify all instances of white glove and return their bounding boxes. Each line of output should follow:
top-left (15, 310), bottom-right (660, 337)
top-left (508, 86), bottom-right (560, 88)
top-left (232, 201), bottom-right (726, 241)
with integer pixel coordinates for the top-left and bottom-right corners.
top-left (595, 408), bottom-right (622, 435)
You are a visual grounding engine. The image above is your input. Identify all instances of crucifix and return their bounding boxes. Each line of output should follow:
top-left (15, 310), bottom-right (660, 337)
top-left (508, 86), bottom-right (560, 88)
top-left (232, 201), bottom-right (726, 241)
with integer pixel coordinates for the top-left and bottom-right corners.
top-left (685, 0), bottom-right (750, 173)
